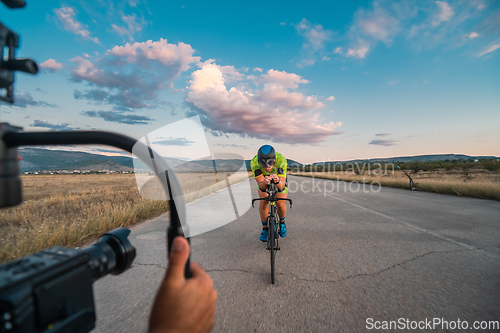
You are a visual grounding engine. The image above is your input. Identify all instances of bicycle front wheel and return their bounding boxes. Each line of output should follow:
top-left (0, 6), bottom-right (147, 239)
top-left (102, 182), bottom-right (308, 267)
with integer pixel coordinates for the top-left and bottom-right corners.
top-left (269, 218), bottom-right (276, 284)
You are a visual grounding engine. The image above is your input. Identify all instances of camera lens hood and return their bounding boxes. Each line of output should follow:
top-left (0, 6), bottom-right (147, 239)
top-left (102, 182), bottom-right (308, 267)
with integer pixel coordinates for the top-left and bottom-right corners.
top-left (98, 228), bottom-right (136, 275)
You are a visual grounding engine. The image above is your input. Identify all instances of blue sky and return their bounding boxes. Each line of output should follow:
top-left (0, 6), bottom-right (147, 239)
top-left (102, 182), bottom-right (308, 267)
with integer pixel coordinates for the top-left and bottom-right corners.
top-left (0, 0), bottom-right (499, 163)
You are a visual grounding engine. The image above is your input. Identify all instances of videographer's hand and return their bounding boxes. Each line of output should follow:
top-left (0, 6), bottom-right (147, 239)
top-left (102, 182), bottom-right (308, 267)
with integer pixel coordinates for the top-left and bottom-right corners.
top-left (149, 237), bottom-right (217, 333)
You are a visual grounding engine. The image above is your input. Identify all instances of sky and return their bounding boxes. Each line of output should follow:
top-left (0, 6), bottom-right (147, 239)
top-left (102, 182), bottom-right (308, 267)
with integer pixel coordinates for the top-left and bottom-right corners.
top-left (0, 0), bottom-right (499, 164)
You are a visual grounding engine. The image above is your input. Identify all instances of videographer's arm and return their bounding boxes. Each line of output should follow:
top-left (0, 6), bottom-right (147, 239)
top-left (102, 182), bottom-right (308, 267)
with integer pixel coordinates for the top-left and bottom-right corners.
top-left (149, 237), bottom-right (217, 333)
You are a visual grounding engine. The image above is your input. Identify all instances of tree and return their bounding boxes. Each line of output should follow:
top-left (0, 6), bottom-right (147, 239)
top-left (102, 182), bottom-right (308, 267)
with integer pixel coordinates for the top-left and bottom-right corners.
top-left (411, 161), bottom-right (421, 174)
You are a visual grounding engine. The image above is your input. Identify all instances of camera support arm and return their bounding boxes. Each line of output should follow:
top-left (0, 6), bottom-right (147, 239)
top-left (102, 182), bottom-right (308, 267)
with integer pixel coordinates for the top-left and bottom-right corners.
top-left (1, 128), bottom-right (191, 277)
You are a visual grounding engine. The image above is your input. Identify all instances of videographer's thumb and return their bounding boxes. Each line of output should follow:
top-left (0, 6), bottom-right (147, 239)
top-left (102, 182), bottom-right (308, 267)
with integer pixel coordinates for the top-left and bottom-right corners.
top-left (165, 236), bottom-right (190, 283)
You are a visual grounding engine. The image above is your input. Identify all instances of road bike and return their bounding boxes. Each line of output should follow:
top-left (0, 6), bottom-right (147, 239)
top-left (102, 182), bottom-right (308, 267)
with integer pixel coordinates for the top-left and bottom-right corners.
top-left (252, 182), bottom-right (292, 284)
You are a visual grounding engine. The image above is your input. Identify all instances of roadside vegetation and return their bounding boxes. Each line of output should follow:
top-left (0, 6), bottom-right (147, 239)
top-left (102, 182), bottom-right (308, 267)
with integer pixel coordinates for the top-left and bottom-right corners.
top-left (0, 172), bottom-right (250, 263)
top-left (289, 159), bottom-right (500, 201)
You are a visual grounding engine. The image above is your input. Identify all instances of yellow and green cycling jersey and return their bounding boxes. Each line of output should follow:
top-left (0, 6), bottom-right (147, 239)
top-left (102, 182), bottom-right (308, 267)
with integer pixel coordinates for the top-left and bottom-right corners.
top-left (250, 152), bottom-right (287, 178)
top-left (250, 152), bottom-right (288, 193)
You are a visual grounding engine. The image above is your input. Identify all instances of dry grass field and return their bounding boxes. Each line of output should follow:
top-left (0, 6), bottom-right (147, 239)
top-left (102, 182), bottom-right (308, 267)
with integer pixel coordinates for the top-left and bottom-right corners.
top-left (0, 172), bottom-right (250, 263)
top-left (3, 168), bottom-right (496, 263)
top-left (291, 169), bottom-right (500, 201)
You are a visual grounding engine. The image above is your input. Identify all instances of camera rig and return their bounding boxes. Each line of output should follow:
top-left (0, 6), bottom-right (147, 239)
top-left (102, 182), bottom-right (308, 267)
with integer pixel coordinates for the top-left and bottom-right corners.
top-left (0, 1), bottom-right (190, 332)
top-left (0, 0), bottom-right (38, 104)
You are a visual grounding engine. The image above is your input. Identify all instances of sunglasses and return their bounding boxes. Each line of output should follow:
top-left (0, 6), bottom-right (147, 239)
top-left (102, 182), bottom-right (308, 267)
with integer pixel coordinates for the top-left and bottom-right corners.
top-left (262, 159), bottom-right (275, 168)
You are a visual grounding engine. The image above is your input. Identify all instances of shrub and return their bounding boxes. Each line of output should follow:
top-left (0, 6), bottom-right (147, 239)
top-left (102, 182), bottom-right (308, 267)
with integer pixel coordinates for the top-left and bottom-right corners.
top-left (482, 160), bottom-right (500, 172)
top-left (442, 162), bottom-right (453, 171)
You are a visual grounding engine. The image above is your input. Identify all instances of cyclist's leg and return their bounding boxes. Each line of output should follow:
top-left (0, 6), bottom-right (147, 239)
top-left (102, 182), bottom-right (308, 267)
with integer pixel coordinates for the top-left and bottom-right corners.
top-left (276, 189), bottom-right (288, 237)
top-left (258, 188), bottom-right (269, 222)
top-left (276, 191), bottom-right (288, 219)
top-left (258, 188), bottom-right (270, 241)
top-left (276, 176), bottom-right (288, 218)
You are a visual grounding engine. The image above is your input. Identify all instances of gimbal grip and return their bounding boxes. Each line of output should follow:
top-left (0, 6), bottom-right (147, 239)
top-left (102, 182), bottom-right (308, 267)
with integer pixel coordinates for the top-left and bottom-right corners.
top-left (167, 226), bottom-right (192, 279)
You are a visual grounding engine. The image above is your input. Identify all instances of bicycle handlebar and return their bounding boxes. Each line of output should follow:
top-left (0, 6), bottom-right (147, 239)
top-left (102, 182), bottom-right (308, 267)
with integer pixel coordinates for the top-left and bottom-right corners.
top-left (252, 179), bottom-right (292, 207)
top-left (251, 197), bottom-right (293, 208)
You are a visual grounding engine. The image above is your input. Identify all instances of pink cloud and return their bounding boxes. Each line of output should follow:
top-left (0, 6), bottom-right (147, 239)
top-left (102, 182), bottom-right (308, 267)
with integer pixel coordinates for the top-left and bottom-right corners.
top-left (40, 59), bottom-right (63, 72)
top-left (186, 62), bottom-right (342, 144)
top-left (111, 14), bottom-right (146, 41)
top-left (261, 69), bottom-right (309, 89)
top-left (464, 32), bottom-right (480, 39)
top-left (294, 18), bottom-right (334, 67)
top-left (347, 39), bottom-right (370, 58)
top-left (357, 6), bottom-right (400, 43)
top-left (108, 39), bottom-right (200, 71)
top-left (53, 6), bottom-right (99, 43)
top-left (432, 1), bottom-right (454, 27)
top-left (345, 2), bottom-right (404, 59)
top-left (478, 41), bottom-right (500, 57)
top-left (296, 18), bottom-right (332, 51)
top-left (70, 39), bottom-right (200, 109)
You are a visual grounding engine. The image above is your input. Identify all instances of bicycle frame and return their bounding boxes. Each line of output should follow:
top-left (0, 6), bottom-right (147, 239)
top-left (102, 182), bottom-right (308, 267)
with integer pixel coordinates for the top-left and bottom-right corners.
top-left (251, 183), bottom-right (293, 236)
top-left (267, 191), bottom-right (279, 251)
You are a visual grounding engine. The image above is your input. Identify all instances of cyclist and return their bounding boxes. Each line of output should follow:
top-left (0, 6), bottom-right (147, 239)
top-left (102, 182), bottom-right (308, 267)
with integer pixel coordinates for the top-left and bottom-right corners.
top-left (250, 145), bottom-right (288, 242)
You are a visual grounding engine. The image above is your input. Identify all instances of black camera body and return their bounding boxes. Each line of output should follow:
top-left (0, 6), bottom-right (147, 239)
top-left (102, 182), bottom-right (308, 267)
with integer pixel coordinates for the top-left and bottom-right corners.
top-left (0, 228), bottom-right (136, 333)
top-left (0, 247), bottom-right (96, 333)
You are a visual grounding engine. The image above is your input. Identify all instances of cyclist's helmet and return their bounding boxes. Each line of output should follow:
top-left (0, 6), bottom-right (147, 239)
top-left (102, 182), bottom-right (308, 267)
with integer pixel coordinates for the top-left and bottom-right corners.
top-left (258, 145), bottom-right (276, 168)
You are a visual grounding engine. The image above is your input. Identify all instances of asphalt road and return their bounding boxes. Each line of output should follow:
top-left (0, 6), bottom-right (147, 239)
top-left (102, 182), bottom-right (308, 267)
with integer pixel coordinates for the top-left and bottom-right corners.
top-left (92, 175), bottom-right (500, 332)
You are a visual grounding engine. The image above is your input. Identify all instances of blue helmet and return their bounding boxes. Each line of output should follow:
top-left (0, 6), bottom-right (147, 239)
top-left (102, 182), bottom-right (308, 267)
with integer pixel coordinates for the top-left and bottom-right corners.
top-left (258, 145), bottom-right (276, 168)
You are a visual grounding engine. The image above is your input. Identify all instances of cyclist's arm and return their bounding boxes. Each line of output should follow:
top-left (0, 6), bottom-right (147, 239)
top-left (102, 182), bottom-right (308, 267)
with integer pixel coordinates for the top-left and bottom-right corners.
top-left (276, 157), bottom-right (287, 190)
top-left (254, 174), bottom-right (268, 191)
top-left (277, 176), bottom-right (286, 191)
top-left (270, 174), bottom-right (286, 190)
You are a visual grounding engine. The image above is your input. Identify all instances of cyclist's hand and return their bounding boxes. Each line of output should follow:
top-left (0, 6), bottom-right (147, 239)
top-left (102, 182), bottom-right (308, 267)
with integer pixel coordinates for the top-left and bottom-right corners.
top-left (270, 174), bottom-right (280, 184)
top-left (149, 237), bottom-right (217, 333)
top-left (264, 176), bottom-right (271, 184)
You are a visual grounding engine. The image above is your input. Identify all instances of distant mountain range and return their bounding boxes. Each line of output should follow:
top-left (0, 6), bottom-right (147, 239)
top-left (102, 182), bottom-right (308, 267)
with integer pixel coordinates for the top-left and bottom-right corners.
top-left (18, 148), bottom-right (245, 173)
top-left (19, 148), bottom-right (134, 172)
top-left (17, 148), bottom-right (497, 173)
top-left (312, 154), bottom-right (499, 165)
